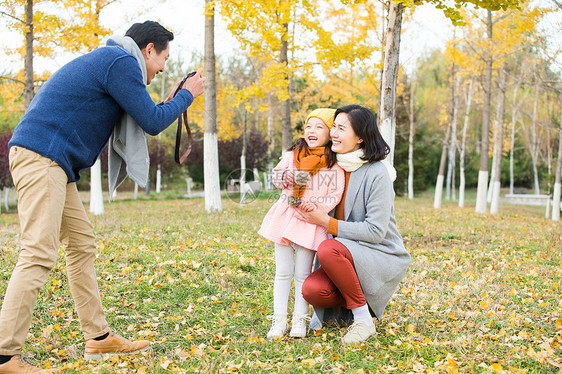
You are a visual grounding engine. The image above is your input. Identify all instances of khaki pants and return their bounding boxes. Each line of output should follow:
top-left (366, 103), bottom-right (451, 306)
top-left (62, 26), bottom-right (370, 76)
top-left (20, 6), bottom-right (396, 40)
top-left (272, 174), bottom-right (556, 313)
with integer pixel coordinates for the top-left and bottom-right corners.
top-left (0, 147), bottom-right (109, 355)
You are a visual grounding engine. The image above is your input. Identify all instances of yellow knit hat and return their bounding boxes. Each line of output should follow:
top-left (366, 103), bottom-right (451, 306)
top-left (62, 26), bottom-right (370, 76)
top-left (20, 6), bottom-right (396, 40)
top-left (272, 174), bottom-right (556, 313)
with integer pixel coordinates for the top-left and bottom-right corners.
top-left (305, 108), bottom-right (336, 129)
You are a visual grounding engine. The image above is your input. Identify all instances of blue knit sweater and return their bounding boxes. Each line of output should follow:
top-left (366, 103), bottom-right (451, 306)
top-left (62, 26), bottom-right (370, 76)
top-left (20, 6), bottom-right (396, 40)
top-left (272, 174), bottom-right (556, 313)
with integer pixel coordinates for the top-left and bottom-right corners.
top-left (9, 40), bottom-right (194, 182)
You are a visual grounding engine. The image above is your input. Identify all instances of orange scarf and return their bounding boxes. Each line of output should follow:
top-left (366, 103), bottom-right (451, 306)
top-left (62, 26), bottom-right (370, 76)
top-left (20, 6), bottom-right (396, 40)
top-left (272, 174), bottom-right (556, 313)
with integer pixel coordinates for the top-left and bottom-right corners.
top-left (292, 146), bottom-right (328, 203)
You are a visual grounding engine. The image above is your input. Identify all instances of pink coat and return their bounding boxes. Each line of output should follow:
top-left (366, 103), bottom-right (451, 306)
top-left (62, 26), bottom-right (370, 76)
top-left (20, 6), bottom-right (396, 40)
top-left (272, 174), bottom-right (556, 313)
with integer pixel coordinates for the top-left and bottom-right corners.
top-left (258, 151), bottom-right (345, 251)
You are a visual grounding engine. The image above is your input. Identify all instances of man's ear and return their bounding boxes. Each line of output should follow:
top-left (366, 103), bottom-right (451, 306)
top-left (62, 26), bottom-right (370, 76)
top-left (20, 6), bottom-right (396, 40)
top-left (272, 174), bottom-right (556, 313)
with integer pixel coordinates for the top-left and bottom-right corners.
top-left (142, 43), bottom-right (155, 57)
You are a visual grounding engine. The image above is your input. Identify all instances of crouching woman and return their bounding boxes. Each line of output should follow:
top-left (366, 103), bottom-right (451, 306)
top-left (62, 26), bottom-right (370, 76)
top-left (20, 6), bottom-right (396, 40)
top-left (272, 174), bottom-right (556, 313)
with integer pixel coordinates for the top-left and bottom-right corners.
top-left (299, 104), bottom-right (411, 344)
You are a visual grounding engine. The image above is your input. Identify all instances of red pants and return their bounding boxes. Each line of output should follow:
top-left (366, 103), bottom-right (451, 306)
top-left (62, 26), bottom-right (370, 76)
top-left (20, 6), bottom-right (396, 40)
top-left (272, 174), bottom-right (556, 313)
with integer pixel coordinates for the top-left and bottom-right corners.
top-left (302, 239), bottom-right (366, 309)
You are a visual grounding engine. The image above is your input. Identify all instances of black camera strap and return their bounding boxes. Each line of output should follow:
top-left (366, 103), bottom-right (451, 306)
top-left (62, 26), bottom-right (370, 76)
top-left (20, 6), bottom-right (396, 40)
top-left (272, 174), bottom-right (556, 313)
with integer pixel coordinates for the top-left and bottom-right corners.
top-left (172, 72), bottom-right (196, 164)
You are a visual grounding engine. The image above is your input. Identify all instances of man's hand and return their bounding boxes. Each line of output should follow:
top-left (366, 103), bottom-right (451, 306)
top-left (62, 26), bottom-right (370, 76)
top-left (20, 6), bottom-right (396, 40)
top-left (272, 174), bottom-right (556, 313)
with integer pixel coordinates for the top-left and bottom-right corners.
top-left (298, 204), bottom-right (330, 228)
top-left (182, 67), bottom-right (205, 99)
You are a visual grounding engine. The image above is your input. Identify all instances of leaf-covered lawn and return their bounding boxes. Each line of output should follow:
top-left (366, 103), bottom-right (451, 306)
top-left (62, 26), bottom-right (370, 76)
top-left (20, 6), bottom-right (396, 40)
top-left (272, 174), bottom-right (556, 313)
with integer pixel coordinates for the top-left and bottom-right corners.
top-left (0, 192), bottom-right (560, 373)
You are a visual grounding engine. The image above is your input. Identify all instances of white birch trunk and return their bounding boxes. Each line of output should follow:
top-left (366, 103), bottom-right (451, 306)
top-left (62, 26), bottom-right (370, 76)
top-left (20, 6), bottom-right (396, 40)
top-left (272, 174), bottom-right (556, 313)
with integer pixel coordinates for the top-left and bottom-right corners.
top-left (490, 67), bottom-right (507, 214)
top-left (240, 155), bottom-right (247, 206)
top-left (407, 80), bottom-right (415, 200)
top-left (434, 125), bottom-right (450, 209)
top-left (266, 94), bottom-right (274, 191)
top-left (23, 0), bottom-right (34, 110)
top-left (204, 133), bottom-right (222, 212)
top-left (446, 73), bottom-right (459, 201)
top-left (280, 23), bottom-right (292, 151)
top-left (552, 110), bottom-right (562, 221)
top-left (379, 2), bottom-right (404, 166)
top-left (4, 187), bottom-right (9, 210)
top-left (531, 79), bottom-right (540, 195)
top-left (476, 171), bottom-right (489, 214)
top-left (490, 181), bottom-right (501, 214)
top-left (434, 175), bottom-right (444, 209)
top-left (156, 165), bottom-right (161, 194)
top-left (89, 158), bottom-right (104, 215)
top-left (204, 0), bottom-right (222, 213)
top-left (134, 183), bottom-right (138, 200)
top-left (459, 78), bottom-right (473, 208)
top-left (509, 85), bottom-right (520, 195)
top-left (487, 116), bottom-right (498, 203)
top-left (475, 11), bottom-right (493, 214)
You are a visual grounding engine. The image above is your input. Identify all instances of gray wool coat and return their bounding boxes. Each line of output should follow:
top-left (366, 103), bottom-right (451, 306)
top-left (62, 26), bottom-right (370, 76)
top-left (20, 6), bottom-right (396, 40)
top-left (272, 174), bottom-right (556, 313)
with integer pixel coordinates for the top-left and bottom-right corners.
top-left (316, 160), bottom-right (411, 321)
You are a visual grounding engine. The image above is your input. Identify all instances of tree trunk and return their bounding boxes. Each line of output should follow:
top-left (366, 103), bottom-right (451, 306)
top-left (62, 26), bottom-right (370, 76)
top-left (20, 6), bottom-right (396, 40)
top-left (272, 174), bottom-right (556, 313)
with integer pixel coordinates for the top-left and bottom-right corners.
top-left (490, 66), bottom-right (506, 214)
top-left (156, 74), bottom-right (166, 194)
top-left (379, 2), bottom-right (404, 167)
top-left (434, 124), bottom-right (451, 209)
top-left (552, 103), bottom-right (561, 221)
top-left (459, 78), bottom-right (473, 208)
top-left (530, 79), bottom-right (540, 195)
top-left (446, 68), bottom-right (459, 201)
top-left (266, 93), bottom-right (274, 191)
top-left (509, 83), bottom-right (520, 195)
top-left (486, 113), bottom-right (500, 203)
top-left (3, 188), bottom-right (8, 211)
top-left (475, 10), bottom-right (493, 214)
top-left (240, 110), bottom-right (248, 205)
top-left (407, 79), bottom-right (415, 200)
top-left (280, 22), bottom-right (292, 151)
top-left (89, 158), bottom-right (104, 215)
top-left (23, 0), bottom-right (34, 110)
top-left (204, 0), bottom-right (222, 213)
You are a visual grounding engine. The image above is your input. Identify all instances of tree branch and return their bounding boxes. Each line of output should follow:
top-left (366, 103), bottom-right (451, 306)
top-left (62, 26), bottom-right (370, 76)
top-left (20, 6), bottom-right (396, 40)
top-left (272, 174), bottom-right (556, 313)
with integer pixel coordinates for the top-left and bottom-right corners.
top-left (0, 10), bottom-right (26, 25)
top-left (551, 0), bottom-right (562, 10)
top-left (0, 76), bottom-right (24, 85)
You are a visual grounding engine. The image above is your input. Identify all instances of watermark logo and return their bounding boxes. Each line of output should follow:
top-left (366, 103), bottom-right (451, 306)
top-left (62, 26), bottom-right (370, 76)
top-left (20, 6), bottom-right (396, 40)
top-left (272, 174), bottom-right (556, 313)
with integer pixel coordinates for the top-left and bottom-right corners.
top-left (225, 168), bottom-right (262, 204)
top-left (225, 168), bottom-right (341, 206)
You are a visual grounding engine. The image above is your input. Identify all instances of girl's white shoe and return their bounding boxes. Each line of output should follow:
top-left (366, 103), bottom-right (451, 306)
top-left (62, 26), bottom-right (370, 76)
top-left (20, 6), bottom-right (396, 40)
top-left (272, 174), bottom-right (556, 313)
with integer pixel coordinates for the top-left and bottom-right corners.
top-left (289, 315), bottom-right (311, 338)
top-left (266, 315), bottom-right (289, 339)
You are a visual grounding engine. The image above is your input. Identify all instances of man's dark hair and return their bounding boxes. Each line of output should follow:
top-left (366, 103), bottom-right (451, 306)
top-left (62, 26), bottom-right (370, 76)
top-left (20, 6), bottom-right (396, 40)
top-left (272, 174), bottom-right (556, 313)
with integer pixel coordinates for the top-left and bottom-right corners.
top-left (125, 21), bottom-right (174, 53)
top-left (335, 104), bottom-right (389, 163)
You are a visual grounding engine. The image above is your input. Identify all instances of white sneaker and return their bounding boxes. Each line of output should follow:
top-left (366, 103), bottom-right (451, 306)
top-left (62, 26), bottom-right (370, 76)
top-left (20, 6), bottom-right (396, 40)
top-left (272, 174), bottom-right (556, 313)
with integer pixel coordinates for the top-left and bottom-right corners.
top-left (266, 315), bottom-right (289, 339)
top-left (341, 321), bottom-right (376, 344)
top-left (289, 315), bottom-right (310, 338)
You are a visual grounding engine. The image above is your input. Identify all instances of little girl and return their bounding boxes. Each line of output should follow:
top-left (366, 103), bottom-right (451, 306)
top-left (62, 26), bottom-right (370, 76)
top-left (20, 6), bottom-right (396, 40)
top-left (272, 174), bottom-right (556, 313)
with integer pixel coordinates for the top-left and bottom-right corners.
top-left (258, 108), bottom-right (345, 338)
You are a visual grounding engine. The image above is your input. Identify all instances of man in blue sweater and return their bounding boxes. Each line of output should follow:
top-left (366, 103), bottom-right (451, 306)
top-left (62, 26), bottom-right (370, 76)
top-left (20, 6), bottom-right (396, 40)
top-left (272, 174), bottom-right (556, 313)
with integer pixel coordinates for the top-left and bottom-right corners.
top-left (0, 21), bottom-right (205, 373)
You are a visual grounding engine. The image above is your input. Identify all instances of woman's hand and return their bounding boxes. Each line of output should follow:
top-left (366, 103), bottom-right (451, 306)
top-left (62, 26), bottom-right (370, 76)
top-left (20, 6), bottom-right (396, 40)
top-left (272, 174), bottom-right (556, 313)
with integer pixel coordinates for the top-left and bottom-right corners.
top-left (298, 203), bottom-right (330, 228)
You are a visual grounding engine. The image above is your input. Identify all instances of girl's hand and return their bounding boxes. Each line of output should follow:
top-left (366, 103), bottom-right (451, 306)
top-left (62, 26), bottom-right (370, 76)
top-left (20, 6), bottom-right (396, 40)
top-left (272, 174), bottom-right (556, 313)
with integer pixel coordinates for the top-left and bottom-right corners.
top-left (299, 202), bottom-right (317, 212)
top-left (299, 204), bottom-right (330, 228)
top-left (282, 169), bottom-right (296, 187)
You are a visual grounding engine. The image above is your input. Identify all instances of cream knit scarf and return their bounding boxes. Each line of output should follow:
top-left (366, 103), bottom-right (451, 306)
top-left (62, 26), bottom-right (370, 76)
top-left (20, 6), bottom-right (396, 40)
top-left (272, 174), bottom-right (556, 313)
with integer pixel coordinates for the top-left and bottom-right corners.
top-left (336, 149), bottom-right (367, 172)
top-left (337, 148), bottom-right (397, 181)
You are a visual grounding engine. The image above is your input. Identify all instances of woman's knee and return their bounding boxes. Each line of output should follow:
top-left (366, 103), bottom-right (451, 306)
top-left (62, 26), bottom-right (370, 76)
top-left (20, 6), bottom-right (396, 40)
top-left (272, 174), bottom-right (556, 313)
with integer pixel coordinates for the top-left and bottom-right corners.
top-left (302, 276), bottom-right (320, 304)
top-left (317, 239), bottom-right (345, 266)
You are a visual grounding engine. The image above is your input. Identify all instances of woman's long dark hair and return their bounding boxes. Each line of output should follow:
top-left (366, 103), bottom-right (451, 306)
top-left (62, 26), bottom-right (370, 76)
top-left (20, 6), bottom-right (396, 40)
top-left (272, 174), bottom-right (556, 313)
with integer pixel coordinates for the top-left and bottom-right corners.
top-left (288, 138), bottom-right (337, 168)
top-left (335, 104), bottom-right (389, 163)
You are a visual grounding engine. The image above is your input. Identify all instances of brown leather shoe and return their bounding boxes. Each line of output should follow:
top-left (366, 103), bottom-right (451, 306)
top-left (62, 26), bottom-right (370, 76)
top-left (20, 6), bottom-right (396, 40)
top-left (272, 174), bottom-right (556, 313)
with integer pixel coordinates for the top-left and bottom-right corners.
top-left (0, 355), bottom-right (58, 373)
top-left (84, 331), bottom-right (151, 360)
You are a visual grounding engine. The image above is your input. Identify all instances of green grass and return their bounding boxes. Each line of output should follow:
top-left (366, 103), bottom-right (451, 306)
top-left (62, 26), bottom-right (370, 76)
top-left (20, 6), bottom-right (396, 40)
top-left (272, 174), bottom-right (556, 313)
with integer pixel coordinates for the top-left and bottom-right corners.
top-left (0, 191), bottom-right (560, 373)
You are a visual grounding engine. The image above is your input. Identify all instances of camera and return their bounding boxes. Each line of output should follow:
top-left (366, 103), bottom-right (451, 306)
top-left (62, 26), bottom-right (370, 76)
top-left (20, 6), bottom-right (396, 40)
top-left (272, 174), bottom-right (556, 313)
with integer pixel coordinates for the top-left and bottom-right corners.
top-left (181, 71), bottom-right (197, 85)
